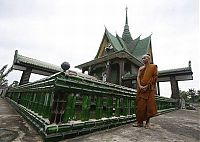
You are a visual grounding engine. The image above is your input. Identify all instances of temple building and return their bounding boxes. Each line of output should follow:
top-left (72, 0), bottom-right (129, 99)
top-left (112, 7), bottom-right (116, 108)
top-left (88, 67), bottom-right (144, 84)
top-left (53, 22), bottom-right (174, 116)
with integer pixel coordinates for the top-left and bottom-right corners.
top-left (75, 8), bottom-right (193, 98)
top-left (8, 8), bottom-right (192, 99)
top-left (75, 8), bottom-right (153, 88)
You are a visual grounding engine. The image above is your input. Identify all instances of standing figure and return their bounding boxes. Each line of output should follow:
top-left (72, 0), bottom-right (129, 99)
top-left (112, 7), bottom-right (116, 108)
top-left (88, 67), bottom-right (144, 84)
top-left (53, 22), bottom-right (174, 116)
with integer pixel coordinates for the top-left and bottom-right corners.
top-left (134, 54), bottom-right (158, 128)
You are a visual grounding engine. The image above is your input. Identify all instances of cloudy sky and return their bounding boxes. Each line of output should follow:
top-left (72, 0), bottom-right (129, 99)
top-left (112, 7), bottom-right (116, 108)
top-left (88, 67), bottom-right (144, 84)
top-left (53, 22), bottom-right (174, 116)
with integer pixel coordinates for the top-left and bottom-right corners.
top-left (0, 0), bottom-right (199, 97)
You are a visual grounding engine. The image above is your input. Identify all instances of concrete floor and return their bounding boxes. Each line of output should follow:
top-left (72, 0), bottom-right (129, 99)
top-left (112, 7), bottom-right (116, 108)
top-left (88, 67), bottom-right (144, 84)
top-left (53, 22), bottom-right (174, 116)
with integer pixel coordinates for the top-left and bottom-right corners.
top-left (0, 97), bottom-right (42, 142)
top-left (64, 109), bottom-right (199, 142)
top-left (0, 97), bottom-right (199, 142)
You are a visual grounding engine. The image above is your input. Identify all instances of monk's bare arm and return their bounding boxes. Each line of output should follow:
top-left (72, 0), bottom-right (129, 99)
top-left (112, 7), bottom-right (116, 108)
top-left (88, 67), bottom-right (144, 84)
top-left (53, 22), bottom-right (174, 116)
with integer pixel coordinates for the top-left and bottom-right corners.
top-left (153, 65), bottom-right (158, 83)
top-left (148, 65), bottom-right (158, 87)
top-left (137, 67), bottom-right (142, 88)
top-left (151, 65), bottom-right (158, 85)
top-left (137, 66), bottom-right (147, 90)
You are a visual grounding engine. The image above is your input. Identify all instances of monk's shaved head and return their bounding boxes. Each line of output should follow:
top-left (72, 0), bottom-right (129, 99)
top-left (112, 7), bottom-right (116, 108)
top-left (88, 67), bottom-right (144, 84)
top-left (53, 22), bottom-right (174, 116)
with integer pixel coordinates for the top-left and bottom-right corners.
top-left (142, 54), bottom-right (150, 60)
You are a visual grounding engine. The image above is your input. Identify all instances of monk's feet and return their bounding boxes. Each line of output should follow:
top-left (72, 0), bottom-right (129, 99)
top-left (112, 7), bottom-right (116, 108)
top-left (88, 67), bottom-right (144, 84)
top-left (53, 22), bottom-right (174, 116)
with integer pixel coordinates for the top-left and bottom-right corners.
top-left (132, 123), bottom-right (143, 127)
top-left (144, 123), bottom-right (153, 129)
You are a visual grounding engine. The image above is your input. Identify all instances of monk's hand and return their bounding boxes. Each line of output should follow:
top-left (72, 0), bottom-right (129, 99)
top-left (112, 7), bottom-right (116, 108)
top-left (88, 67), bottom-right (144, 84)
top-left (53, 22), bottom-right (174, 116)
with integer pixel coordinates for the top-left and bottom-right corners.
top-left (143, 85), bottom-right (148, 89)
top-left (140, 85), bottom-right (148, 92)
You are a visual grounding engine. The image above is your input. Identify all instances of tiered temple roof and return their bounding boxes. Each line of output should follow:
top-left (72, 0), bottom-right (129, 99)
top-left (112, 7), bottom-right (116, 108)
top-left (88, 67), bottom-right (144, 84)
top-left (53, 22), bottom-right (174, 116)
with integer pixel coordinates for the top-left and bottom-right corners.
top-left (76, 8), bottom-right (152, 69)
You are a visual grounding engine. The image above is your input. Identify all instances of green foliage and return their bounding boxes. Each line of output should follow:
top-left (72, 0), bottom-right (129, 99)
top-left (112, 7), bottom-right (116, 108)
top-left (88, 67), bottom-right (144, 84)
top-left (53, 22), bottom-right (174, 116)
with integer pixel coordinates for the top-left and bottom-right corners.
top-left (0, 65), bottom-right (12, 86)
top-left (179, 90), bottom-right (189, 101)
top-left (180, 89), bottom-right (200, 103)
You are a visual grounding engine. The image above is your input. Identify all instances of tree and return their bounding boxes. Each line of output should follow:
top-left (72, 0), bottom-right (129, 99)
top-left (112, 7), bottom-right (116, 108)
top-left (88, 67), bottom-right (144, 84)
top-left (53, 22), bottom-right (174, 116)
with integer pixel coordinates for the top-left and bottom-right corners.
top-left (186, 89), bottom-right (200, 103)
top-left (0, 65), bottom-right (12, 86)
top-left (196, 90), bottom-right (200, 102)
top-left (179, 89), bottom-right (200, 103)
top-left (179, 90), bottom-right (189, 101)
top-left (188, 89), bottom-right (196, 103)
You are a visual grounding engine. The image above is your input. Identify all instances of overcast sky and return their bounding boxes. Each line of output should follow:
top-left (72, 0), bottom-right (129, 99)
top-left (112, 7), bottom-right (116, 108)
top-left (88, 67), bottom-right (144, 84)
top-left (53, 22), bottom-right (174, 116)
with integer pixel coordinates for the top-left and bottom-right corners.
top-left (0, 0), bottom-right (199, 97)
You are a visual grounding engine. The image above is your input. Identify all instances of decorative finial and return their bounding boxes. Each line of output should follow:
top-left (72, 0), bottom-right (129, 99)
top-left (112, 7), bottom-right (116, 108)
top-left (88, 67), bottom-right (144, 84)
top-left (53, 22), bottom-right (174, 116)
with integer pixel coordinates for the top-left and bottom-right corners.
top-left (188, 60), bottom-right (191, 68)
top-left (125, 6), bottom-right (128, 25)
top-left (122, 6), bottom-right (133, 44)
top-left (61, 62), bottom-right (70, 72)
top-left (15, 50), bottom-right (18, 55)
top-left (104, 25), bottom-right (108, 31)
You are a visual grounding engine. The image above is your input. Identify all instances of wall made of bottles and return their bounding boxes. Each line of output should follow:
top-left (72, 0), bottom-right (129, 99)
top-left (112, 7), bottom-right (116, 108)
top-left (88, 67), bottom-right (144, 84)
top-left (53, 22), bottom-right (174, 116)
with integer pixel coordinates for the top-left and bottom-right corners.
top-left (6, 71), bottom-right (177, 141)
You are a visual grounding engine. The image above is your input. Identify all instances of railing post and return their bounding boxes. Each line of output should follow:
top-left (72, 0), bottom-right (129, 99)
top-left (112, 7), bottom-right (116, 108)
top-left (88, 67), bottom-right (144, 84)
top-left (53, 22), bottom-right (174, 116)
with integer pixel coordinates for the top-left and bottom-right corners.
top-left (123, 97), bottom-right (128, 116)
top-left (95, 96), bottom-right (103, 119)
top-left (130, 98), bottom-right (135, 114)
top-left (81, 95), bottom-right (91, 121)
top-left (63, 93), bottom-right (76, 122)
top-left (38, 92), bottom-right (45, 116)
top-left (107, 96), bottom-right (113, 117)
top-left (43, 92), bottom-right (54, 118)
top-left (115, 97), bottom-right (120, 117)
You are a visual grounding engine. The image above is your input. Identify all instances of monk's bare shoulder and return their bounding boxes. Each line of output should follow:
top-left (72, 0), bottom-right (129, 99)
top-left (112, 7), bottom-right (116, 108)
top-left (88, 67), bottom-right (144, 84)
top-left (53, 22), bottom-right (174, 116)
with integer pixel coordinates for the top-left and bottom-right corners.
top-left (150, 64), bottom-right (157, 68)
top-left (139, 66), bottom-right (145, 71)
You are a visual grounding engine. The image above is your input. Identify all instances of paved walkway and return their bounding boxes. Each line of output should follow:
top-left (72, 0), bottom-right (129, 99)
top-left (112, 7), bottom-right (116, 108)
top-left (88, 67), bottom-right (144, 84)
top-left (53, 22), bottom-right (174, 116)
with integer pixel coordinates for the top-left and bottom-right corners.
top-left (65, 108), bottom-right (199, 142)
top-left (0, 97), bottom-right (42, 142)
top-left (0, 97), bottom-right (199, 142)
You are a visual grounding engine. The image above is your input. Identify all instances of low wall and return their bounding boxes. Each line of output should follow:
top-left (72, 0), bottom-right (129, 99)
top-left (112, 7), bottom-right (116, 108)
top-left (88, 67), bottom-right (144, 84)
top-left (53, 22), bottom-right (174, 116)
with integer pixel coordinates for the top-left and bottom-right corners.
top-left (6, 71), bottom-right (176, 141)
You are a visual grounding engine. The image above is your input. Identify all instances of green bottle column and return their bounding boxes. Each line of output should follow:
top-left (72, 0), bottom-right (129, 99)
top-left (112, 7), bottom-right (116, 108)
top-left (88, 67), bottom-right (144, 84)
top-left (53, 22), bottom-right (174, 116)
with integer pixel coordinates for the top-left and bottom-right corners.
top-left (81, 95), bottom-right (91, 121)
top-left (38, 92), bottom-right (45, 116)
top-left (63, 94), bottom-right (76, 122)
top-left (35, 92), bottom-right (42, 114)
top-left (32, 92), bottom-right (37, 112)
top-left (123, 97), bottom-right (128, 116)
top-left (95, 96), bottom-right (103, 119)
top-left (43, 92), bottom-right (53, 118)
top-left (27, 92), bottom-right (33, 109)
top-left (115, 97), bottom-right (120, 117)
top-left (30, 92), bottom-right (36, 111)
top-left (107, 97), bottom-right (113, 117)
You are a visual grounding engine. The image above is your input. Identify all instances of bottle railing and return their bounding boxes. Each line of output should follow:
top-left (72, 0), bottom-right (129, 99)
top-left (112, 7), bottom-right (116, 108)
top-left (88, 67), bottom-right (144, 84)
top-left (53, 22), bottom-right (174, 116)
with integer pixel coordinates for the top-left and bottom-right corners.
top-left (6, 71), bottom-right (176, 140)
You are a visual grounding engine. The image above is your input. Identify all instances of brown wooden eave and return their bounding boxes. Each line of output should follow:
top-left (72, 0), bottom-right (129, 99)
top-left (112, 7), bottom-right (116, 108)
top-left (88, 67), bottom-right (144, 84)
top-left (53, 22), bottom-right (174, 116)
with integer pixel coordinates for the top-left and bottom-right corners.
top-left (75, 50), bottom-right (142, 70)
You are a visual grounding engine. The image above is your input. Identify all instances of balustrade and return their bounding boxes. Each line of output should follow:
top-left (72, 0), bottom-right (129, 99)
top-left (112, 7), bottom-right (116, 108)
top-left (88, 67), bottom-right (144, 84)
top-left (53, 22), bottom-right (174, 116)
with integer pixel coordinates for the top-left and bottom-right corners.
top-left (6, 71), bottom-right (176, 141)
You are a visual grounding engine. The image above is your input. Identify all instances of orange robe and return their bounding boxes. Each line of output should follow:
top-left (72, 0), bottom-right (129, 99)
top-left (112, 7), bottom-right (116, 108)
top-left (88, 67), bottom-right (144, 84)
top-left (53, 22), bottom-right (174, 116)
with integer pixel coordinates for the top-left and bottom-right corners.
top-left (136, 64), bottom-right (158, 123)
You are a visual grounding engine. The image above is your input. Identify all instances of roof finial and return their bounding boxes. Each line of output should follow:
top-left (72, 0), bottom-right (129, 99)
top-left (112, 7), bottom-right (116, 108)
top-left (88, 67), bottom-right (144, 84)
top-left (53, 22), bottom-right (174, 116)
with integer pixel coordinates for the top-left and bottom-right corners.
top-left (122, 6), bottom-right (133, 44)
top-left (188, 60), bottom-right (191, 68)
top-left (125, 6), bottom-right (128, 25)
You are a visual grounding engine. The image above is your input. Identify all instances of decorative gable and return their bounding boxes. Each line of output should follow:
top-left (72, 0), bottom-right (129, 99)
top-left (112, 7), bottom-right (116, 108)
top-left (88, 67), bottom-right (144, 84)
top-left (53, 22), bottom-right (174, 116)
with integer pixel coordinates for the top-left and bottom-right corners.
top-left (95, 29), bottom-right (124, 59)
top-left (95, 34), bottom-right (109, 58)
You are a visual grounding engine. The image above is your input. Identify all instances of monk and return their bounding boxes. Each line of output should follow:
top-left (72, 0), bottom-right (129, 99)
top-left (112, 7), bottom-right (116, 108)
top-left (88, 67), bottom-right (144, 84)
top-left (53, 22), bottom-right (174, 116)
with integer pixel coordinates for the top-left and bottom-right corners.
top-left (134, 54), bottom-right (158, 128)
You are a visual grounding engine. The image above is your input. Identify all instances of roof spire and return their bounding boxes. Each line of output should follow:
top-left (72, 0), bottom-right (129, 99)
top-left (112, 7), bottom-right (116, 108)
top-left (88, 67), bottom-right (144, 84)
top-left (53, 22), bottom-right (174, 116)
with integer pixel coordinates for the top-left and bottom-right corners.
top-left (122, 6), bottom-right (133, 44)
top-left (125, 6), bottom-right (128, 25)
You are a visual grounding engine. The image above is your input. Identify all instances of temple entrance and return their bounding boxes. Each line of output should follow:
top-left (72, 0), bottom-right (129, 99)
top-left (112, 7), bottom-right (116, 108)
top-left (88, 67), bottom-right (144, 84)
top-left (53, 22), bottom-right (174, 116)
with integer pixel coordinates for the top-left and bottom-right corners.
top-left (110, 63), bottom-right (120, 84)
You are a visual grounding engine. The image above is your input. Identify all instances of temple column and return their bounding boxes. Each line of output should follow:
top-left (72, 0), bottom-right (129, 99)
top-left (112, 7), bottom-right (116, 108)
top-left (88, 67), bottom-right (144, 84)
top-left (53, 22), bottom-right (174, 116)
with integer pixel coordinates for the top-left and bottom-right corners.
top-left (119, 60), bottom-right (125, 85)
top-left (157, 82), bottom-right (160, 96)
top-left (82, 68), bottom-right (85, 73)
top-left (105, 61), bottom-right (111, 82)
top-left (170, 76), bottom-right (180, 99)
top-left (88, 66), bottom-right (91, 75)
top-left (19, 68), bottom-right (32, 85)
